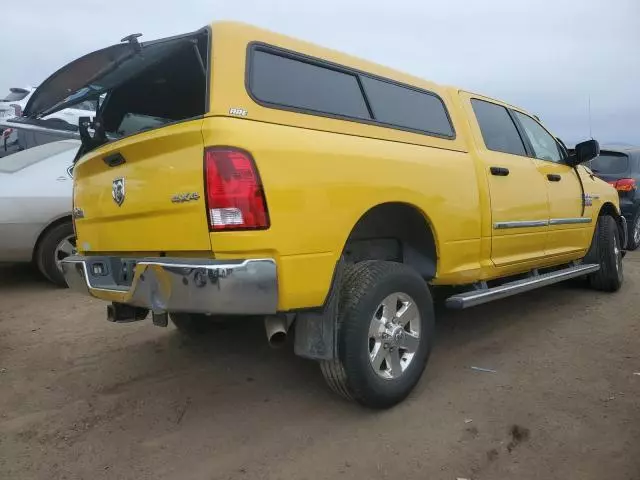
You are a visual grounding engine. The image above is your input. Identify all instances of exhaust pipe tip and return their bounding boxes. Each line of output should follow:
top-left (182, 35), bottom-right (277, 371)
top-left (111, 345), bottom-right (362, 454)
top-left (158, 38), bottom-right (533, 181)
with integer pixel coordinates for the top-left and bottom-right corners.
top-left (268, 331), bottom-right (288, 348)
top-left (264, 315), bottom-right (293, 349)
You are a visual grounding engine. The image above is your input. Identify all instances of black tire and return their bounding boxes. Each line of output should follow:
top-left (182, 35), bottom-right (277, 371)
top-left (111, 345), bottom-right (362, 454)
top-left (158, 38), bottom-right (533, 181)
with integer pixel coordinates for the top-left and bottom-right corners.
top-left (627, 210), bottom-right (640, 251)
top-left (587, 215), bottom-right (623, 292)
top-left (35, 221), bottom-right (75, 287)
top-left (320, 261), bottom-right (434, 409)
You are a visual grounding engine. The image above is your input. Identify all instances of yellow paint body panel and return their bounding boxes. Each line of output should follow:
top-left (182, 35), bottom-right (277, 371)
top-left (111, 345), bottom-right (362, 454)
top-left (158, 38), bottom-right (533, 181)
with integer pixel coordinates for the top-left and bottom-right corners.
top-left (202, 116), bottom-right (482, 309)
top-left (74, 120), bottom-right (211, 254)
top-left (72, 21), bottom-right (621, 311)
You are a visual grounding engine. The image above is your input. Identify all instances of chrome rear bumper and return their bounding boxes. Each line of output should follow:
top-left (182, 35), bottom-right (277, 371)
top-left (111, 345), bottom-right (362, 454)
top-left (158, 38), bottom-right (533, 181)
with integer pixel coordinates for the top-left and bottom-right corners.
top-left (61, 256), bottom-right (278, 315)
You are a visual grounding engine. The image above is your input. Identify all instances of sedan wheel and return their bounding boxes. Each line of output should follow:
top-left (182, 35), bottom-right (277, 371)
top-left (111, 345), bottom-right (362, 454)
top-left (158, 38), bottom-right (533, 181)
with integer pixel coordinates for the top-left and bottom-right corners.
top-left (36, 221), bottom-right (76, 287)
top-left (54, 235), bottom-right (77, 274)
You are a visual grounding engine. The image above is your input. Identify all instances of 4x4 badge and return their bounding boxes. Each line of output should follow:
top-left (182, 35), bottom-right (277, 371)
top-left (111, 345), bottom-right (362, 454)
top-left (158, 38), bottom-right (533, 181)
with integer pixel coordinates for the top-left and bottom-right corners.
top-left (112, 177), bottom-right (125, 206)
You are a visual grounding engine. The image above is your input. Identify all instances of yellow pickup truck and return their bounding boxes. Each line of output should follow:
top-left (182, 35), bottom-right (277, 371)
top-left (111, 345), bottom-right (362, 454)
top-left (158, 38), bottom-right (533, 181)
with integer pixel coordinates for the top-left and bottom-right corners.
top-left (20, 22), bottom-right (626, 408)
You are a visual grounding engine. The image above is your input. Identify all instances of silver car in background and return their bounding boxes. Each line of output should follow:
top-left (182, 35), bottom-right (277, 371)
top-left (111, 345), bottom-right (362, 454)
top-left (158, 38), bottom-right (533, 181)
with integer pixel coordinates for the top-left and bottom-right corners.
top-left (1, 87), bottom-right (97, 155)
top-left (0, 140), bottom-right (79, 286)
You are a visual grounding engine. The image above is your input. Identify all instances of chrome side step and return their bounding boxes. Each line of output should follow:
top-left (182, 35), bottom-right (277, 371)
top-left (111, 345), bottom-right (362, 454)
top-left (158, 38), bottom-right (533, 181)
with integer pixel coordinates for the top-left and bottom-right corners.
top-left (445, 263), bottom-right (600, 310)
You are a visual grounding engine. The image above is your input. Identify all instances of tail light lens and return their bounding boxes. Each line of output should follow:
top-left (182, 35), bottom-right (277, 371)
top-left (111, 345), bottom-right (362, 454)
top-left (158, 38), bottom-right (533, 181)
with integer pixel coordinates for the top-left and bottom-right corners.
top-left (9, 104), bottom-right (22, 116)
top-left (204, 147), bottom-right (269, 231)
top-left (607, 178), bottom-right (636, 192)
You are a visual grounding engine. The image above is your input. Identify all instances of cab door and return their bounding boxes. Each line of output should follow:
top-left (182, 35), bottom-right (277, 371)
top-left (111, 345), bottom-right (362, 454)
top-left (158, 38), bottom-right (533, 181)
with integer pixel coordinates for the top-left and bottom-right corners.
top-left (462, 93), bottom-right (549, 266)
top-left (511, 111), bottom-right (591, 256)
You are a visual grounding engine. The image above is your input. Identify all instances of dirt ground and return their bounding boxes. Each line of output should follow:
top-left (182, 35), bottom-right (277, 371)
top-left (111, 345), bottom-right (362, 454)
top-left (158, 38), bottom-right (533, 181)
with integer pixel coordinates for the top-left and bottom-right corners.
top-left (1, 255), bottom-right (640, 480)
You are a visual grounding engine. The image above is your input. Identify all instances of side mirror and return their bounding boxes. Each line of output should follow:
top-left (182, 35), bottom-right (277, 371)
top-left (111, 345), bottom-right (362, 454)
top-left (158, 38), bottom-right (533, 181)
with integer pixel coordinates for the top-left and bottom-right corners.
top-left (567, 139), bottom-right (600, 167)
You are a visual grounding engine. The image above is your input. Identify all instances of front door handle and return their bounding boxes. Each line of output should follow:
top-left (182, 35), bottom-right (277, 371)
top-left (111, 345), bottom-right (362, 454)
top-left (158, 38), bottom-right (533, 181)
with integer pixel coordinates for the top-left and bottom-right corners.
top-left (490, 166), bottom-right (510, 176)
top-left (547, 174), bottom-right (561, 182)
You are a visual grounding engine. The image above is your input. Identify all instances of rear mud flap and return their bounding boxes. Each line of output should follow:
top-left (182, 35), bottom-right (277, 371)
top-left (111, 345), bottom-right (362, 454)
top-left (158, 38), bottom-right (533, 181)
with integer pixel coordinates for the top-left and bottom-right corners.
top-left (294, 261), bottom-right (344, 361)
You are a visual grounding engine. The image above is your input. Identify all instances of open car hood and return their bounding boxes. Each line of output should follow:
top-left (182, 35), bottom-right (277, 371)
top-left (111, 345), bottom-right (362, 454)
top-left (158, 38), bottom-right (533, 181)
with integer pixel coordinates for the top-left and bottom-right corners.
top-left (23, 32), bottom-right (200, 119)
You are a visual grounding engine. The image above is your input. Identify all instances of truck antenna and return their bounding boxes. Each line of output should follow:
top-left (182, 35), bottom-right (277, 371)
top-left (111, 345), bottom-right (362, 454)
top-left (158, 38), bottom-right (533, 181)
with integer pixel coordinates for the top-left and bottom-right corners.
top-left (588, 95), bottom-right (593, 139)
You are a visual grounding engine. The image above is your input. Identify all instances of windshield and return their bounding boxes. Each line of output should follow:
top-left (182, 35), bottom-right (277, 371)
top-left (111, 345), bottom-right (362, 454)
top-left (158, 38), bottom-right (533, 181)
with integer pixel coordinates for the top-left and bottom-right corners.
top-left (3, 89), bottom-right (30, 102)
top-left (590, 152), bottom-right (629, 175)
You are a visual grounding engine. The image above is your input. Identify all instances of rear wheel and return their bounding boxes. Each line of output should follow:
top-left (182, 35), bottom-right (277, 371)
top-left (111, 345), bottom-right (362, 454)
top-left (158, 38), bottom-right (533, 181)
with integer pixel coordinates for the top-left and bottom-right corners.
top-left (320, 261), bottom-right (434, 409)
top-left (35, 221), bottom-right (76, 287)
top-left (588, 215), bottom-right (623, 292)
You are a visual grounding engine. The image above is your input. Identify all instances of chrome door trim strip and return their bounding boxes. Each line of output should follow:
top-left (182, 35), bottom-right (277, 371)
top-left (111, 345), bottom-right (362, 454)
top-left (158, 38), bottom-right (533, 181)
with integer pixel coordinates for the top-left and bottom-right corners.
top-left (493, 220), bottom-right (548, 229)
top-left (549, 217), bottom-right (592, 225)
top-left (494, 217), bottom-right (592, 229)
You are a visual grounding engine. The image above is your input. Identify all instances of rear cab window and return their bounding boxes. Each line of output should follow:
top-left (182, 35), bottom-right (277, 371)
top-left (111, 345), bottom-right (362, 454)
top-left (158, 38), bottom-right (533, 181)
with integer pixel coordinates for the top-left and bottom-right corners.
top-left (471, 99), bottom-right (527, 156)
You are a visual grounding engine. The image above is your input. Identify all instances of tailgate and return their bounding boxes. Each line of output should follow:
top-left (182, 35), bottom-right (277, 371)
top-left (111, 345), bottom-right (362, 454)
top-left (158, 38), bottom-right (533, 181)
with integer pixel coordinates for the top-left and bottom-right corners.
top-left (73, 119), bottom-right (211, 253)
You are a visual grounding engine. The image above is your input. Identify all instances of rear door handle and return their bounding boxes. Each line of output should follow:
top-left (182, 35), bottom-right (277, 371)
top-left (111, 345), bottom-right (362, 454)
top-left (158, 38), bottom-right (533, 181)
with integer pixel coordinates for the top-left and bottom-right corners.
top-left (490, 166), bottom-right (510, 176)
top-left (547, 174), bottom-right (561, 182)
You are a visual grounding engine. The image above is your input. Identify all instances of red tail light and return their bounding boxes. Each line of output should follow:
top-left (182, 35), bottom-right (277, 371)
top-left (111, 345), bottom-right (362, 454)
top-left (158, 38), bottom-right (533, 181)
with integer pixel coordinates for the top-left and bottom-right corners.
top-left (204, 147), bottom-right (269, 231)
top-left (607, 178), bottom-right (636, 192)
top-left (9, 104), bottom-right (22, 116)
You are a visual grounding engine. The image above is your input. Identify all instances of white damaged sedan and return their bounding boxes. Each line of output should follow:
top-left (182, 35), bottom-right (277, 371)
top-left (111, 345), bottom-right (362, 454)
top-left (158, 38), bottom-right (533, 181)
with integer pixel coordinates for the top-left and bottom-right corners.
top-left (0, 140), bottom-right (80, 286)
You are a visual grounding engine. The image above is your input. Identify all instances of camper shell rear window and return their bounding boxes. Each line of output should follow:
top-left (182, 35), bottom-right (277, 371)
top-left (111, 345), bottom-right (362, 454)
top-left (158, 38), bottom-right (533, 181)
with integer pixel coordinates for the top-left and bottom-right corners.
top-left (23, 28), bottom-right (210, 150)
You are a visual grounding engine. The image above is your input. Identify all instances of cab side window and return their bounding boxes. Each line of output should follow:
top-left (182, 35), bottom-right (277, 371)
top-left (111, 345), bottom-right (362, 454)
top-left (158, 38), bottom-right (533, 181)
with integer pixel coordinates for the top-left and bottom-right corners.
top-left (471, 99), bottom-right (527, 156)
top-left (513, 112), bottom-right (563, 163)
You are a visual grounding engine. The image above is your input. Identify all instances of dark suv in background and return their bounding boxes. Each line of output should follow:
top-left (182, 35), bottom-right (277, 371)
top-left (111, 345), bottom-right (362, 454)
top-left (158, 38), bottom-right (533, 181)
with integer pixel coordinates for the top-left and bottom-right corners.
top-left (589, 145), bottom-right (640, 250)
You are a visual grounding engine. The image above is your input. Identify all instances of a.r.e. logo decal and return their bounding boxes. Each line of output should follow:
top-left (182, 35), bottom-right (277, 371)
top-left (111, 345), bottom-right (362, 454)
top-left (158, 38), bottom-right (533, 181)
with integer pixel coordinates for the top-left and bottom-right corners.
top-left (229, 107), bottom-right (248, 117)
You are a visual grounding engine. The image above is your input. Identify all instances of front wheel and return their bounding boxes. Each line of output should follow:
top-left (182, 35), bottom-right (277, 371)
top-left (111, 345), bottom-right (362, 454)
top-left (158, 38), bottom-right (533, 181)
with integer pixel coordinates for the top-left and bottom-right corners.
top-left (588, 215), bottom-right (623, 292)
top-left (627, 210), bottom-right (640, 251)
top-left (320, 261), bottom-right (434, 409)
